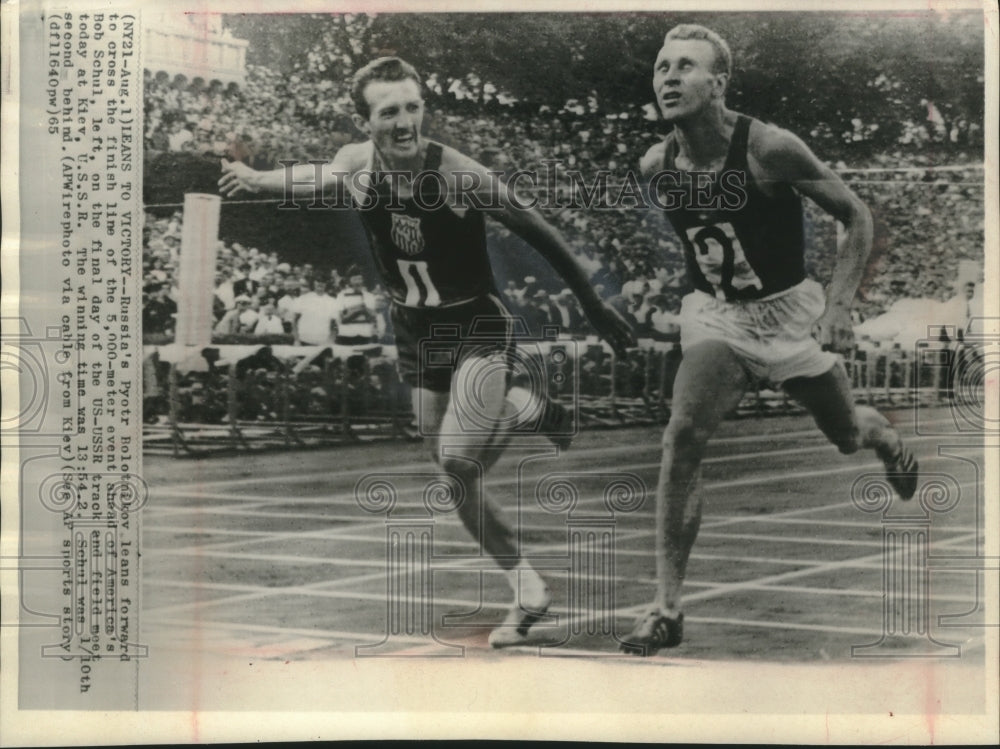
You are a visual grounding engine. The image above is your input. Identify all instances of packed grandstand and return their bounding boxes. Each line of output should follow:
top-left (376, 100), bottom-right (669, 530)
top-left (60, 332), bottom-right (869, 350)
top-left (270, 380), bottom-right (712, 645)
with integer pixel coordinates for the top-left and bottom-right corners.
top-left (141, 16), bottom-right (985, 433)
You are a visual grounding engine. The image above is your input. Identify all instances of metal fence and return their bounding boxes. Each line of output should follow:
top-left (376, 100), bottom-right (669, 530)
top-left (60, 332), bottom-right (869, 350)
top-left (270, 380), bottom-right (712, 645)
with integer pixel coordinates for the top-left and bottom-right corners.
top-left (142, 338), bottom-right (983, 457)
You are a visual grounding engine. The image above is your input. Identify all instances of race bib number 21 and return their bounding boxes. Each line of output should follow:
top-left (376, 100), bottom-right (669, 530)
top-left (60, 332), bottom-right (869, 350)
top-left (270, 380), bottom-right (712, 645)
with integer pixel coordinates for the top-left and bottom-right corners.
top-left (685, 222), bottom-right (764, 299)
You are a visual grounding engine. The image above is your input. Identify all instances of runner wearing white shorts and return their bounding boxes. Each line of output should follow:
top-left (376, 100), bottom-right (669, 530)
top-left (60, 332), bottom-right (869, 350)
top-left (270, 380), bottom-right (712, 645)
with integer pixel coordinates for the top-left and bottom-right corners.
top-left (619, 24), bottom-right (919, 656)
top-left (679, 278), bottom-right (838, 385)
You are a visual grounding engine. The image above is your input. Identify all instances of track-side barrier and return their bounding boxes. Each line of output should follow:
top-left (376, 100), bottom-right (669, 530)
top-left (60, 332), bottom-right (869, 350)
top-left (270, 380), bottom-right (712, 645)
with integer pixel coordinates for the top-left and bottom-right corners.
top-left (142, 336), bottom-right (984, 456)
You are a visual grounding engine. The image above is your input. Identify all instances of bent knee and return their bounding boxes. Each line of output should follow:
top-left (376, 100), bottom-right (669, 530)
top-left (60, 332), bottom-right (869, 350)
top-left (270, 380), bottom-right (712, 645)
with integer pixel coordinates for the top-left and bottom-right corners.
top-left (662, 417), bottom-right (713, 453)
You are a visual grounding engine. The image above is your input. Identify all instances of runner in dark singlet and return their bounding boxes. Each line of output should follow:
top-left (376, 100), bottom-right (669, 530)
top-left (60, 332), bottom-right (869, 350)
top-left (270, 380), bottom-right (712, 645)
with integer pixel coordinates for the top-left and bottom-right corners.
top-left (619, 24), bottom-right (919, 655)
top-left (356, 139), bottom-right (515, 393)
top-left (219, 56), bottom-right (635, 648)
top-left (660, 113), bottom-right (807, 301)
top-left (360, 141), bottom-right (495, 306)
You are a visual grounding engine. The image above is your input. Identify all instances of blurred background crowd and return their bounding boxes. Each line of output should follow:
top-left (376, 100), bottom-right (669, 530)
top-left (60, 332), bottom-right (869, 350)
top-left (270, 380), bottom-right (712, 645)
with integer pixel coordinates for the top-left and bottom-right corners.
top-left (142, 11), bottom-right (986, 425)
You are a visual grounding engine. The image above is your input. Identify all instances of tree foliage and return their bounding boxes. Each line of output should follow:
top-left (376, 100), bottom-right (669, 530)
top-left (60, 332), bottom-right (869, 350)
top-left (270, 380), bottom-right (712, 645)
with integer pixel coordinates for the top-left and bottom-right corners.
top-left (222, 10), bottom-right (984, 157)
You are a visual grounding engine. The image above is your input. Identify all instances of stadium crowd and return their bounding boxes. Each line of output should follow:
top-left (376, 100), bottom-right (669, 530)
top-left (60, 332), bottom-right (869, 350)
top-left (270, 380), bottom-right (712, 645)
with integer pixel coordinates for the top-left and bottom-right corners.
top-left (142, 209), bottom-right (664, 343)
top-left (144, 64), bottom-right (983, 337)
top-left (142, 59), bottom-right (984, 425)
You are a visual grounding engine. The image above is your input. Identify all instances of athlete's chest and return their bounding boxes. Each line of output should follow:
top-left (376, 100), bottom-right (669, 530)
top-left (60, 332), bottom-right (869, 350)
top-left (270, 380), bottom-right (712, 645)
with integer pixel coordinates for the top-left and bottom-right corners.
top-left (387, 212), bottom-right (427, 256)
top-left (674, 150), bottom-right (727, 173)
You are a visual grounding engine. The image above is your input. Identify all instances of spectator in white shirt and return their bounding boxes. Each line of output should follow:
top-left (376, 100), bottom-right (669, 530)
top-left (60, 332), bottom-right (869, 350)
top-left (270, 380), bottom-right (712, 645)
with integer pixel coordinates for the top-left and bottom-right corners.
top-left (294, 279), bottom-right (340, 346)
top-left (214, 271), bottom-right (236, 312)
top-left (214, 295), bottom-right (252, 335)
top-left (167, 120), bottom-right (194, 152)
top-left (238, 297), bottom-right (261, 332)
top-left (253, 303), bottom-right (286, 336)
top-left (943, 280), bottom-right (983, 337)
top-left (621, 276), bottom-right (647, 300)
top-left (335, 273), bottom-right (381, 345)
top-left (276, 279), bottom-right (302, 333)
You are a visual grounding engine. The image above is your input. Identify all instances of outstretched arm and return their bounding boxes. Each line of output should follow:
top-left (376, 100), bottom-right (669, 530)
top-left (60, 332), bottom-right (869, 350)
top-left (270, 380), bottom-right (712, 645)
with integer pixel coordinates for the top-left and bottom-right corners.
top-left (496, 199), bottom-right (604, 312)
top-left (504, 207), bottom-right (636, 355)
top-left (444, 151), bottom-right (635, 354)
top-left (218, 144), bottom-right (362, 198)
top-left (754, 127), bottom-right (874, 352)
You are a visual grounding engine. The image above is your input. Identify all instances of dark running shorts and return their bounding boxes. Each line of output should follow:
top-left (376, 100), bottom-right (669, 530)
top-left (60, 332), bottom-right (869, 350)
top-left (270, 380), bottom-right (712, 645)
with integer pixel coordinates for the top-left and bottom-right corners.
top-left (391, 294), bottom-right (515, 393)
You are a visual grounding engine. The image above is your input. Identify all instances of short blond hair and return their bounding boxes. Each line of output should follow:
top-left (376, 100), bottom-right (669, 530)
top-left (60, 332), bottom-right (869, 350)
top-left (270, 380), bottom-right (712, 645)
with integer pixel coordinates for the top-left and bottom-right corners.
top-left (664, 24), bottom-right (732, 77)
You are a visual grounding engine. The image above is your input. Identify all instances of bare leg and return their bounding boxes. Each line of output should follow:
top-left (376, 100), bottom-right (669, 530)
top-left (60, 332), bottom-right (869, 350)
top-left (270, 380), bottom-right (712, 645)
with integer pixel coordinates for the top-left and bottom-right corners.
top-left (654, 341), bottom-right (751, 613)
top-left (621, 341), bottom-right (750, 654)
top-left (453, 374), bottom-right (570, 476)
top-left (414, 356), bottom-right (521, 567)
top-left (783, 362), bottom-right (918, 498)
top-left (783, 363), bottom-right (900, 459)
top-left (428, 353), bottom-right (552, 646)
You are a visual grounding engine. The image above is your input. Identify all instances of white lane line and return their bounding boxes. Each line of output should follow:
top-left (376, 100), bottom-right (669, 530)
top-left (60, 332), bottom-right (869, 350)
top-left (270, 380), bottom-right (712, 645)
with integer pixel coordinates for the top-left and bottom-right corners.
top-left (142, 584), bottom-right (523, 617)
top-left (362, 606), bottom-right (932, 656)
top-left (145, 468), bottom-right (980, 557)
top-left (144, 548), bottom-right (391, 567)
top-left (142, 526), bottom-right (656, 617)
top-left (148, 434), bottom-right (962, 514)
top-left (157, 613), bottom-right (983, 658)
top-left (144, 518), bottom-right (982, 641)
top-left (674, 531), bottom-right (980, 607)
top-left (555, 531), bottom-right (982, 635)
top-left (143, 520), bottom-right (390, 553)
top-left (686, 551), bottom-right (880, 569)
top-left (141, 573), bottom-right (384, 617)
top-left (309, 570), bottom-right (388, 589)
top-left (143, 523), bottom-right (977, 618)
top-left (145, 568), bottom-right (975, 606)
top-left (143, 576), bottom-right (977, 653)
top-left (150, 485), bottom-right (978, 533)
top-left (703, 515), bottom-right (978, 532)
top-left (143, 599), bottom-right (937, 655)
top-left (704, 461), bottom-right (895, 491)
top-left (702, 501), bottom-right (855, 529)
top-left (151, 547), bottom-right (882, 596)
top-left (142, 533), bottom-right (979, 640)
top-left (153, 418), bottom-right (956, 495)
top-left (142, 505), bottom-right (361, 521)
top-left (144, 578), bottom-right (843, 619)
top-left (157, 428), bottom-right (835, 492)
top-left (144, 522), bottom-right (897, 559)
top-left (718, 582), bottom-right (974, 603)
top-left (148, 502), bottom-right (975, 599)
top-left (140, 413), bottom-right (969, 650)
top-left (144, 526), bottom-right (296, 539)
top-left (144, 617), bottom-right (433, 648)
top-left (683, 616), bottom-right (881, 637)
top-left (695, 531), bottom-right (877, 549)
top-left (142, 548), bottom-right (885, 605)
top-left (700, 477), bottom-right (982, 529)
top-left (142, 509), bottom-right (386, 539)
top-left (151, 444), bottom-right (840, 503)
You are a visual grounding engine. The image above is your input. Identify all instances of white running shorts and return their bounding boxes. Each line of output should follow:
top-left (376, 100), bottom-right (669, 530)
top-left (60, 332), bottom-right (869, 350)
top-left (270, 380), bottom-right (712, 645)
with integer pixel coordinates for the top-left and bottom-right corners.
top-left (679, 279), bottom-right (839, 386)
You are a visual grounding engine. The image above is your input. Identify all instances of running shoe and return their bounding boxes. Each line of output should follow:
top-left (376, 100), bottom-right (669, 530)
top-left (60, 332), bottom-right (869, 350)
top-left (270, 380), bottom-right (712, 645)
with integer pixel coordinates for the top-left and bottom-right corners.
top-left (488, 591), bottom-right (553, 649)
top-left (884, 442), bottom-right (919, 500)
top-left (619, 608), bottom-right (684, 655)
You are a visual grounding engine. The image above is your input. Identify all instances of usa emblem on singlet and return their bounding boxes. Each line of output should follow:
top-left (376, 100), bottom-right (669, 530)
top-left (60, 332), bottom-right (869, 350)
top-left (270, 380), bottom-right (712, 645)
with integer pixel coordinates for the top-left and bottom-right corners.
top-left (390, 213), bottom-right (425, 256)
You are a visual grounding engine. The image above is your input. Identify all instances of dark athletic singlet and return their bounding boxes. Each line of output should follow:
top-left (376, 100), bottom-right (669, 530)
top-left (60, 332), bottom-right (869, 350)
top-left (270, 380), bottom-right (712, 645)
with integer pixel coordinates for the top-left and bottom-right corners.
top-left (659, 114), bottom-right (807, 301)
top-left (356, 142), bottom-right (497, 308)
